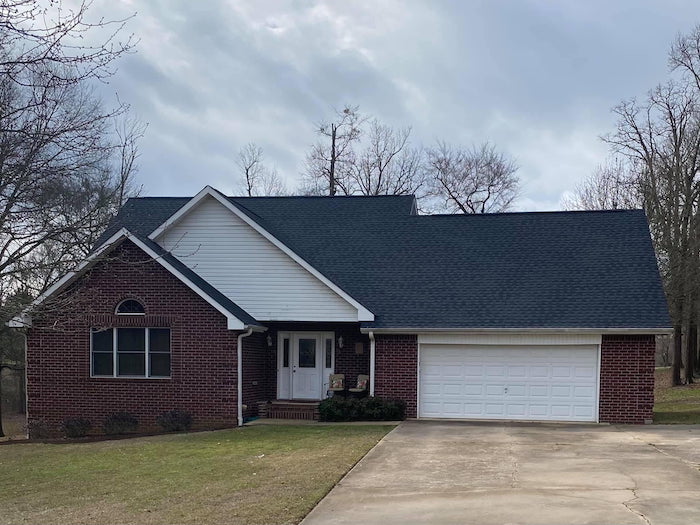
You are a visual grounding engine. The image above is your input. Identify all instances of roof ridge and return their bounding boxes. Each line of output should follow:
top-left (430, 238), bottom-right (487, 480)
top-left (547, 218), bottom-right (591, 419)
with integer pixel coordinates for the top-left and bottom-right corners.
top-left (420, 208), bottom-right (644, 218)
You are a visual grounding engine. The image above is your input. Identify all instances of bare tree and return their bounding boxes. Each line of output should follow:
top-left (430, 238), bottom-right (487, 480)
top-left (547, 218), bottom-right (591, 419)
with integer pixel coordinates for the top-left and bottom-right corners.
top-left (0, 0), bottom-right (138, 436)
top-left (603, 80), bottom-right (700, 386)
top-left (350, 121), bottom-right (427, 197)
top-left (0, 0), bottom-right (135, 87)
top-left (236, 142), bottom-right (286, 196)
top-left (425, 142), bottom-right (519, 214)
top-left (562, 159), bottom-right (641, 211)
top-left (302, 105), bottom-right (364, 196)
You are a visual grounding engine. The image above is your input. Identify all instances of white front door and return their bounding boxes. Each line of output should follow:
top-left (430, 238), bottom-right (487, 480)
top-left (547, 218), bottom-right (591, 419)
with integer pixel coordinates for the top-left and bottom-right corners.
top-left (278, 331), bottom-right (335, 400)
top-left (292, 334), bottom-right (321, 399)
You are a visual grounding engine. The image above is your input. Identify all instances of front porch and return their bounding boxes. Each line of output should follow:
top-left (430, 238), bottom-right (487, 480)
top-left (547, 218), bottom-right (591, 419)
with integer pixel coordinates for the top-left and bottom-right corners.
top-left (243, 322), bottom-right (371, 420)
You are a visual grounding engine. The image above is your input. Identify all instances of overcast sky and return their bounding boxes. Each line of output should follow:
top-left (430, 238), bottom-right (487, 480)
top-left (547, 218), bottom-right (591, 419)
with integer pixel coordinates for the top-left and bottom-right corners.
top-left (90, 1), bottom-right (700, 210)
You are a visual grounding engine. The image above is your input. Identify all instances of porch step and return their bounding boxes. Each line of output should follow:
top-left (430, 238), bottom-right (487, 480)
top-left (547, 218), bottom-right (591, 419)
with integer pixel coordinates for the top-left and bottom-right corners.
top-left (266, 400), bottom-right (320, 421)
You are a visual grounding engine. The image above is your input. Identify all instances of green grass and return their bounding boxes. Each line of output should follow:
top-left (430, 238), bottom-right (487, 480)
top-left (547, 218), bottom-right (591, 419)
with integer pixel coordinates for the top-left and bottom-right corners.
top-left (0, 424), bottom-right (394, 525)
top-left (654, 367), bottom-right (700, 424)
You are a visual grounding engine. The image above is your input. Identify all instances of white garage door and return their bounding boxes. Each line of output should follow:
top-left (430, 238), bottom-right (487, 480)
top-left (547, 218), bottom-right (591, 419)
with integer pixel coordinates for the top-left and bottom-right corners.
top-left (419, 344), bottom-right (598, 422)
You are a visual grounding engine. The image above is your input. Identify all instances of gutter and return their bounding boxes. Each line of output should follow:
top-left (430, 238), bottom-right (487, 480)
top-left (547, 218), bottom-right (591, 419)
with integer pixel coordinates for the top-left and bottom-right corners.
top-left (237, 328), bottom-right (254, 427)
top-left (359, 327), bottom-right (674, 335)
top-left (368, 331), bottom-right (375, 397)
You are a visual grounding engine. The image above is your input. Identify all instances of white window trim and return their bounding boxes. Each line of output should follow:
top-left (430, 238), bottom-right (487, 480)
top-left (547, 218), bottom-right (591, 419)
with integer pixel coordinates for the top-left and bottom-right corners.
top-left (90, 327), bottom-right (172, 379)
top-left (115, 299), bottom-right (146, 316)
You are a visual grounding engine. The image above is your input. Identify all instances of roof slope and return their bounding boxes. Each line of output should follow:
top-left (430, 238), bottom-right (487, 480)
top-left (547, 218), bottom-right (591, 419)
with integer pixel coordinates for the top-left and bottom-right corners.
top-left (101, 195), bottom-right (671, 330)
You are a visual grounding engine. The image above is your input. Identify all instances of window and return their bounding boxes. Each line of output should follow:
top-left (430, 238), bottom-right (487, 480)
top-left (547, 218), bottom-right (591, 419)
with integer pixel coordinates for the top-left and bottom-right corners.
top-left (298, 338), bottom-right (316, 368)
top-left (91, 327), bottom-right (171, 378)
top-left (325, 338), bottom-right (333, 368)
top-left (282, 338), bottom-right (290, 368)
top-left (115, 299), bottom-right (145, 315)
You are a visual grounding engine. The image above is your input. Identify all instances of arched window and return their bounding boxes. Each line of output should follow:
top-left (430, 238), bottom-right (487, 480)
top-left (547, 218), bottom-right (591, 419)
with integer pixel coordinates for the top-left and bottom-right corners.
top-left (115, 299), bottom-right (145, 315)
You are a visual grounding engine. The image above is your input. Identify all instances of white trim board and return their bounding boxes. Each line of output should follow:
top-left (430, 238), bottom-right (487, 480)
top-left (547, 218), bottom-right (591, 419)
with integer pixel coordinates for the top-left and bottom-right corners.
top-left (418, 333), bottom-right (602, 346)
top-left (9, 228), bottom-right (256, 331)
top-left (148, 186), bottom-right (374, 322)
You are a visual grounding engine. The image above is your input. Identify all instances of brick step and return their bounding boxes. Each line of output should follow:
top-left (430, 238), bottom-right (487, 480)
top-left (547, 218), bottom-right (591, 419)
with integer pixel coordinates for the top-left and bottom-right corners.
top-left (264, 400), bottom-right (320, 421)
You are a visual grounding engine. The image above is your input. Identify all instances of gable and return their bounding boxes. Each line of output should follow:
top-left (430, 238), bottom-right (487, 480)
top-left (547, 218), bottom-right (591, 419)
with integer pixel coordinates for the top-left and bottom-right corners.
top-left (155, 195), bottom-right (361, 322)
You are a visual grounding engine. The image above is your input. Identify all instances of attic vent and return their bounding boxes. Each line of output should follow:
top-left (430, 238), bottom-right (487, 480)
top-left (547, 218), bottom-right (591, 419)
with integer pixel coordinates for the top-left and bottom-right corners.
top-left (115, 299), bottom-right (145, 315)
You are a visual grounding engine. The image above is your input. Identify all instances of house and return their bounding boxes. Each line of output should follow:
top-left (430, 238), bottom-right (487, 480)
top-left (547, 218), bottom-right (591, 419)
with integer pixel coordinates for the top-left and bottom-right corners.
top-left (16, 186), bottom-right (671, 434)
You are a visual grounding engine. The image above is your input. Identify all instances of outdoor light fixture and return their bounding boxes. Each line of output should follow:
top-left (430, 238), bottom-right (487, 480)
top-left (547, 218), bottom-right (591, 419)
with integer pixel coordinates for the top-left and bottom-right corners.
top-left (338, 336), bottom-right (344, 349)
top-left (267, 335), bottom-right (273, 347)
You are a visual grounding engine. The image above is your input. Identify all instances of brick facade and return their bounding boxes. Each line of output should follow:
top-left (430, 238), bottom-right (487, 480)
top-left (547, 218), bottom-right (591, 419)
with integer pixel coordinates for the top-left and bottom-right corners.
top-left (373, 333), bottom-right (656, 424)
top-left (599, 334), bottom-right (655, 424)
top-left (374, 334), bottom-right (418, 418)
top-left (26, 240), bottom-right (242, 436)
top-left (25, 238), bottom-right (657, 431)
top-left (240, 330), bottom-right (275, 417)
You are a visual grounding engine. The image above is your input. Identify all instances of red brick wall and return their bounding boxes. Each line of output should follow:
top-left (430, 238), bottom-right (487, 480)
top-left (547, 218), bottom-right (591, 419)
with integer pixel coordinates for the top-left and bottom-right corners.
top-left (26, 240), bottom-right (242, 436)
top-left (599, 334), bottom-right (656, 424)
top-left (241, 331), bottom-right (275, 417)
top-left (374, 334), bottom-right (417, 417)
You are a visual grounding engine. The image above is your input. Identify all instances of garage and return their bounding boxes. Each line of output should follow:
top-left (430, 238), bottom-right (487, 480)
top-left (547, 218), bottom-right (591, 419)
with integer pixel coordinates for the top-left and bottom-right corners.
top-left (418, 334), bottom-right (600, 422)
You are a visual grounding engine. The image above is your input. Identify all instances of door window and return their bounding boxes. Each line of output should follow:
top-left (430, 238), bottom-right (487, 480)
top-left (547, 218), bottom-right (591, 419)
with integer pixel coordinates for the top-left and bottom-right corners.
top-left (298, 338), bottom-right (316, 368)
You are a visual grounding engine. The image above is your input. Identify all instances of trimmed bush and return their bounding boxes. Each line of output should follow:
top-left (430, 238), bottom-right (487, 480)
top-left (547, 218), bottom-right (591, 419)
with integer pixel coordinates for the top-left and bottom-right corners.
top-left (156, 409), bottom-right (193, 432)
top-left (61, 418), bottom-right (92, 438)
top-left (318, 396), bottom-right (406, 422)
top-left (103, 412), bottom-right (139, 435)
top-left (26, 419), bottom-right (51, 439)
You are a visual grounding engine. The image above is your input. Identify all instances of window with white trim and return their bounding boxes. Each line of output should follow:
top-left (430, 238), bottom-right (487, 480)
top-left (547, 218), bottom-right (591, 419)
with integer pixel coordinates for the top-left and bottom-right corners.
top-left (91, 327), bottom-right (171, 378)
top-left (115, 299), bottom-right (145, 315)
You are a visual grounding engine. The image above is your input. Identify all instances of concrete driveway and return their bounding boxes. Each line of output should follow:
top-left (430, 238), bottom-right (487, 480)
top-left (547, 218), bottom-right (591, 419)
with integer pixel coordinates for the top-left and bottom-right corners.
top-left (302, 421), bottom-right (700, 525)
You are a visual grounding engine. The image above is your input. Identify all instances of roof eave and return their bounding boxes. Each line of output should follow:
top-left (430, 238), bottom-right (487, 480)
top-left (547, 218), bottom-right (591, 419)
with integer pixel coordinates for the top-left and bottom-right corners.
top-left (360, 326), bottom-right (674, 335)
top-left (9, 228), bottom-right (259, 331)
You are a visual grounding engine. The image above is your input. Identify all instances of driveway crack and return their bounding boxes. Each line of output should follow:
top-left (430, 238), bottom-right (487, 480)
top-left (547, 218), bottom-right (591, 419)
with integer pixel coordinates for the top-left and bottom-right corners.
top-left (622, 488), bottom-right (651, 525)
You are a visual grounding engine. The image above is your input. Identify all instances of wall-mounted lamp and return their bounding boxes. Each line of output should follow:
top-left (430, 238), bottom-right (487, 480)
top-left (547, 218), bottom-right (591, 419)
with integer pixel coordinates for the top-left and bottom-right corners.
top-left (267, 335), bottom-right (273, 347)
top-left (338, 336), bottom-right (344, 349)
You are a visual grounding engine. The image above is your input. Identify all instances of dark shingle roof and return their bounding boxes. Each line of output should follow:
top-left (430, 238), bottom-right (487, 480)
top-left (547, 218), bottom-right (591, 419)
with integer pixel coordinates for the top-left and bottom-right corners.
top-left (100, 194), bottom-right (671, 330)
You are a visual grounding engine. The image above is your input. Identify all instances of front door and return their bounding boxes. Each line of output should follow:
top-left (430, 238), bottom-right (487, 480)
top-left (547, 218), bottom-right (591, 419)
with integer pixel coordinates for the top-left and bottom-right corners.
top-left (292, 335), bottom-right (321, 399)
top-left (278, 332), bottom-right (335, 400)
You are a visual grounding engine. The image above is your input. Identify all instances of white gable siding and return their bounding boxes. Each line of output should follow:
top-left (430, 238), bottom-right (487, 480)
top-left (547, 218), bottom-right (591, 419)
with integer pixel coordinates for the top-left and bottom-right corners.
top-left (156, 196), bottom-right (359, 321)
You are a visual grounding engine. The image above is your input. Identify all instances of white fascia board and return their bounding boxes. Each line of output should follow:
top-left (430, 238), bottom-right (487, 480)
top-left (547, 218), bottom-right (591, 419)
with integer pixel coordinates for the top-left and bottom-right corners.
top-left (360, 327), bottom-right (674, 335)
top-left (148, 186), bottom-right (375, 322)
top-left (10, 227), bottom-right (251, 331)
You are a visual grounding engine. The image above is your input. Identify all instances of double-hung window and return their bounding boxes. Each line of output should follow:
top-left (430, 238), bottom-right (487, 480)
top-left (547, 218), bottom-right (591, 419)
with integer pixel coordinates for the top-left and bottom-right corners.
top-left (91, 327), bottom-right (171, 378)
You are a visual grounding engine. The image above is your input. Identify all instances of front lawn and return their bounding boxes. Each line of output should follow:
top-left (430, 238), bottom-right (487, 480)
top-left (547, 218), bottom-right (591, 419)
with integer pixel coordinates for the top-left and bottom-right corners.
top-left (0, 424), bottom-right (394, 525)
top-left (654, 367), bottom-right (700, 423)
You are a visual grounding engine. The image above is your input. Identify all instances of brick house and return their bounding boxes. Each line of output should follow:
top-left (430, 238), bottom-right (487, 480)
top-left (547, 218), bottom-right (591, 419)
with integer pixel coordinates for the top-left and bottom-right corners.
top-left (14, 186), bottom-right (670, 434)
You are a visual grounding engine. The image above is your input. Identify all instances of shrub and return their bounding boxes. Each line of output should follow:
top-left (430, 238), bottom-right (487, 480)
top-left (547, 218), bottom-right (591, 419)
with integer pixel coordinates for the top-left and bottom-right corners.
top-left (61, 418), bottom-right (92, 438)
top-left (156, 409), bottom-right (193, 432)
top-left (318, 396), bottom-right (406, 422)
top-left (25, 419), bottom-right (51, 439)
top-left (103, 412), bottom-right (139, 435)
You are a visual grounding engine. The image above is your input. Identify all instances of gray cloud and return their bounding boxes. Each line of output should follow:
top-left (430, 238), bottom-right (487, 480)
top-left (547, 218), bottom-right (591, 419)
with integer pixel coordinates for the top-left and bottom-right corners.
top-left (92, 0), bottom-right (700, 209)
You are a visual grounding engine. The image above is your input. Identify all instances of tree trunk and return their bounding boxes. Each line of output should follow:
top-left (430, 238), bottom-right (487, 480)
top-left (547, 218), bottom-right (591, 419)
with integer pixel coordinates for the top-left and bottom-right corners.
top-left (0, 368), bottom-right (4, 438)
top-left (329, 123), bottom-right (337, 196)
top-left (687, 321), bottom-right (696, 384)
top-left (673, 324), bottom-right (683, 386)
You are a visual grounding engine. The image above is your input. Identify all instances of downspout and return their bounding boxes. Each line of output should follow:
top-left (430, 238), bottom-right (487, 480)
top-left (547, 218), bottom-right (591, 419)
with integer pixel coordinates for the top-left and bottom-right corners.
top-left (237, 328), bottom-right (253, 427)
top-left (369, 331), bottom-right (375, 397)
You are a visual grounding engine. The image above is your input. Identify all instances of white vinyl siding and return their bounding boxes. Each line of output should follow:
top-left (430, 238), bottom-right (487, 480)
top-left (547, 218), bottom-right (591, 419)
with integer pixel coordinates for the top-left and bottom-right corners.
top-left (419, 340), bottom-right (599, 422)
top-left (156, 196), bottom-right (358, 321)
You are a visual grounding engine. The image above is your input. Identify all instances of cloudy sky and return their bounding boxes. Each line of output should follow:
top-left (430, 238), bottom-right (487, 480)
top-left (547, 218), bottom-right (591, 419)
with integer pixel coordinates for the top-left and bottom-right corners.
top-left (89, 0), bottom-right (700, 210)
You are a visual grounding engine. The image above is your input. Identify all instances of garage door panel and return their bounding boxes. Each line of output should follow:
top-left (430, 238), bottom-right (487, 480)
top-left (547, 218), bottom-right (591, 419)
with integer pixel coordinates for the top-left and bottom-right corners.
top-left (419, 344), bottom-right (597, 422)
